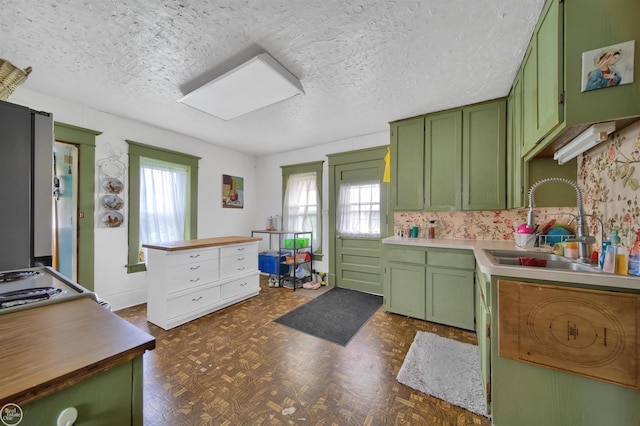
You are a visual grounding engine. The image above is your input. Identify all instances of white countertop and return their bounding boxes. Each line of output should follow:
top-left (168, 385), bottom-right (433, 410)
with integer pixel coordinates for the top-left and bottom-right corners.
top-left (382, 236), bottom-right (640, 291)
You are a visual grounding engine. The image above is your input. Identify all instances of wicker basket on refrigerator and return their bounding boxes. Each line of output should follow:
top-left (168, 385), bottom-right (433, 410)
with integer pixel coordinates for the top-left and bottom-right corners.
top-left (0, 59), bottom-right (32, 100)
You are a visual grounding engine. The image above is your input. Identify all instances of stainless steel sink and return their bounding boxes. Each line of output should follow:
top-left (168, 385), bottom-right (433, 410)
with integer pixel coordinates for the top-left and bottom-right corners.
top-left (484, 249), bottom-right (603, 273)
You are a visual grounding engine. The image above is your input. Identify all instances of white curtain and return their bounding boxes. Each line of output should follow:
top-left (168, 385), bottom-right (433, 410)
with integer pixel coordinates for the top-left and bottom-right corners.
top-left (283, 172), bottom-right (320, 251)
top-left (139, 157), bottom-right (189, 247)
top-left (337, 180), bottom-right (380, 237)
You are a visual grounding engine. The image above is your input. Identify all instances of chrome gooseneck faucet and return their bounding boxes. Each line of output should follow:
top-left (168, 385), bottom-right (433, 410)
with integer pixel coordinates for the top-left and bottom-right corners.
top-left (527, 177), bottom-right (596, 262)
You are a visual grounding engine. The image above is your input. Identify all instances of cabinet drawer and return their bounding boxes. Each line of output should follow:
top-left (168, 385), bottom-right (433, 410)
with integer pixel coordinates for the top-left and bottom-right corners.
top-left (385, 247), bottom-right (426, 264)
top-left (167, 258), bottom-right (219, 280)
top-left (221, 252), bottom-right (258, 278)
top-left (164, 247), bottom-right (219, 267)
top-left (222, 274), bottom-right (259, 300)
top-left (427, 250), bottom-right (475, 269)
top-left (167, 262), bottom-right (220, 294)
top-left (167, 285), bottom-right (221, 319)
top-left (220, 243), bottom-right (257, 257)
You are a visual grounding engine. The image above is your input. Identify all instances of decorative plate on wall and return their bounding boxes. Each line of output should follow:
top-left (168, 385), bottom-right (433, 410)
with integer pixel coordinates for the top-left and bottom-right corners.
top-left (103, 178), bottom-right (124, 194)
top-left (101, 195), bottom-right (124, 210)
top-left (102, 212), bottom-right (124, 227)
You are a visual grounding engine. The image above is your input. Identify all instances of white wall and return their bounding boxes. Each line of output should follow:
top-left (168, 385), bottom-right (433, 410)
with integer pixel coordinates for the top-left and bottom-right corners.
top-left (10, 88), bottom-right (389, 308)
top-left (254, 131), bottom-right (389, 275)
top-left (11, 88), bottom-right (258, 310)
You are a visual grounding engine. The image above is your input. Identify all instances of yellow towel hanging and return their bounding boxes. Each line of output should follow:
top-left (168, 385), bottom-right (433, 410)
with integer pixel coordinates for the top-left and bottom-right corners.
top-left (383, 147), bottom-right (391, 183)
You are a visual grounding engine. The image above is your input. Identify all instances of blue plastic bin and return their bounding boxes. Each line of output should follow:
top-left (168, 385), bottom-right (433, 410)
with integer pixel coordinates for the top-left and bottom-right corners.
top-left (258, 251), bottom-right (290, 275)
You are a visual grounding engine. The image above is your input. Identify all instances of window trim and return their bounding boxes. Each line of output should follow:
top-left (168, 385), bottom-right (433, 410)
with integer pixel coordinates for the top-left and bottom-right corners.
top-left (126, 140), bottom-right (200, 273)
top-left (281, 161), bottom-right (324, 260)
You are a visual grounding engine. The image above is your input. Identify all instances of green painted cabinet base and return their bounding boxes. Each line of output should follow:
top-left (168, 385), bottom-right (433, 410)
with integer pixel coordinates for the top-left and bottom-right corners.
top-left (384, 262), bottom-right (426, 319)
top-left (426, 267), bottom-right (474, 330)
top-left (23, 357), bottom-right (144, 426)
top-left (490, 276), bottom-right (640, 426)
top-left (383, 245), bottom-right (475, 331)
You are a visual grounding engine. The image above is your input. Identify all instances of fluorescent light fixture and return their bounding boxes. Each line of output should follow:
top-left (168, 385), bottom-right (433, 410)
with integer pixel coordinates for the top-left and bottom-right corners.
top-left (178, 53), bottom-right (304, 121)
top-left (553, 122), bottom-right (615, 165)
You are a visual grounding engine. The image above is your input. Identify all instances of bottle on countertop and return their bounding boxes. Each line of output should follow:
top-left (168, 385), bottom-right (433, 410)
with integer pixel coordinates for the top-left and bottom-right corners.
top-left (628, 229), bottom-right (640, 276)
top-left (602, 230), bottom-right (627, 275)
top-left (427, 220), bottom-right (437, 239)
top-left (599, 234), bottom-right (611, 269)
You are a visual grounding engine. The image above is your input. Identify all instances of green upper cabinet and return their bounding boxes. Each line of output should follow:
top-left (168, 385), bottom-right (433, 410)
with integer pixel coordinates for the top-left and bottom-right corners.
top-left (517, 0), bottom-right (640, 160)
top-left (507, 72), bottom-right (525, 209)
top-left (463, 100), bottom-right (506, 210)
top-left (521, 0), bottom-right (563, 155)
top-left (425, 110), bottom-right (462, 211)
top-left (391, 99), bottom-right (506, 212)
top-left (390, 116), bottom-right (424, 211)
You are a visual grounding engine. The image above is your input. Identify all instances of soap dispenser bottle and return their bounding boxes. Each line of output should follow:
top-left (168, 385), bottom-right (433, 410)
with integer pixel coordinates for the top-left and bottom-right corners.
top-left (628, 229), bottom-right (640, 276)
top-left (602, 230), bottom-right (627, 275)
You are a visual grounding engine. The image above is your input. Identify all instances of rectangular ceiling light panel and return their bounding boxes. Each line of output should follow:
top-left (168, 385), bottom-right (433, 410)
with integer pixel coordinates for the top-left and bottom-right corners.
top-left (178, 53), bottom-right (304, 121)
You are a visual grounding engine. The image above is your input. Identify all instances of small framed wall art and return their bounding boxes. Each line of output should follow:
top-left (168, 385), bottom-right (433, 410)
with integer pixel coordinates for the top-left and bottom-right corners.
top-left (581, 40), bottom-right (635, 92)
top-left (222, 174), bottom-right (244, 208)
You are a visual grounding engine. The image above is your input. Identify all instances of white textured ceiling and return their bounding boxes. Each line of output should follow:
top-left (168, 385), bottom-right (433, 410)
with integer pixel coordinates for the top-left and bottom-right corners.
top-left (1, 0), bottom-right (545, 155)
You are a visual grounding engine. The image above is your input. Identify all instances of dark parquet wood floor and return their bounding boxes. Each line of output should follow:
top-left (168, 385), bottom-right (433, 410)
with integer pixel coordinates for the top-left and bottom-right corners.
top-left (116, 277), bottom-right (491, 426)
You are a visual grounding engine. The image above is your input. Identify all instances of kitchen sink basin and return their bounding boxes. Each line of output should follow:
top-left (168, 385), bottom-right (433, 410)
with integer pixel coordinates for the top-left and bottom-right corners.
top-left (483, 249), bottom-right (603, 273)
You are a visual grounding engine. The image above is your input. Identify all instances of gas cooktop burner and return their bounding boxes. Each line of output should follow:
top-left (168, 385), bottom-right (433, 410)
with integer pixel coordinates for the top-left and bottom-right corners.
top-left (0, 287), bottom-right (64, 308)
top-left (0, 270), bottom-right (42, 282)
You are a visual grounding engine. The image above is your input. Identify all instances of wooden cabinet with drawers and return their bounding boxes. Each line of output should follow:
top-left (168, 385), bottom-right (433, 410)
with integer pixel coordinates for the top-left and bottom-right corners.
top-left (144, 237), bottom-right (260, 330)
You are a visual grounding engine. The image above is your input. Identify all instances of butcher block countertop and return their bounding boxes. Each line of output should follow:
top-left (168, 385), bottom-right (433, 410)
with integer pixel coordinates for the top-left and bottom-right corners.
top-left (143, 235), bottom-right (262, 251)
top-left (0, 298), bottom-right (155, 406)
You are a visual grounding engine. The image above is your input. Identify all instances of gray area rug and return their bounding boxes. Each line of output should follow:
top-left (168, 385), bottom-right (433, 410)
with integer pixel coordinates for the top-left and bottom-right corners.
top-left (273, 287), bottom-right (382, 346)
top-left (397, 331), bottom-right (489, 418)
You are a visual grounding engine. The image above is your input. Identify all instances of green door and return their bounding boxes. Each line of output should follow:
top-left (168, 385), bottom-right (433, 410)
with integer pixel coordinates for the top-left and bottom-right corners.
top-left (330, 148), bottom-right (388, 294)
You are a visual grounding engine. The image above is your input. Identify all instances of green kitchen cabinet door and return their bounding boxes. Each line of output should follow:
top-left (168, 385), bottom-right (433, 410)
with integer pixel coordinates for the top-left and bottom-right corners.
top-left (384, 262), bottom-right (426, 319)
top-left (475, 269), bottom-right (492, 414)
top-left (390, 116), bottom-right (425, 211)
top-left (462, 99), bottom-right (507, 210)
top-left (424, 110), bottom-right (462, 211)
top-left (507, 73), bottom-right (525, 209)
top-left (425, 266), bottom-right (475, 330)
top-left (22, 359), bottom-right (139, 426)
top-left (521, 0), bottom-right (563, 155)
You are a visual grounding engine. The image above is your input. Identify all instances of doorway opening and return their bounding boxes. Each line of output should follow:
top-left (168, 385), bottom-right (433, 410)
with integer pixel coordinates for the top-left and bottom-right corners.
top-left (53, 142), bottom-right (79, 281)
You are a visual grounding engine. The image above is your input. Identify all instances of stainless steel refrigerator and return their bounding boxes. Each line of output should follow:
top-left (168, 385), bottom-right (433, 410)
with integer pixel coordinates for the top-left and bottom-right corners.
top-left (0, 100), bottom-right (54, 270)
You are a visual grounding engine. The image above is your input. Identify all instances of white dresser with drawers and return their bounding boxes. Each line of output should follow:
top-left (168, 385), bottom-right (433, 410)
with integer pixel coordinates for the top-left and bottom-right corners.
top-left (144, 236), bottom-right (261, 330)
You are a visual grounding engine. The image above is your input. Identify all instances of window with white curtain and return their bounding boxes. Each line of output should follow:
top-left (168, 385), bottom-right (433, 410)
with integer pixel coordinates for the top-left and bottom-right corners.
top-left (139, 157), bottom-right (189, 247)
top-left (283, 171), bottom-right (320, 252)
top-left (337, 180), bottom-right (381, 237)
top-left (127, 140), bottom-right (199, 273)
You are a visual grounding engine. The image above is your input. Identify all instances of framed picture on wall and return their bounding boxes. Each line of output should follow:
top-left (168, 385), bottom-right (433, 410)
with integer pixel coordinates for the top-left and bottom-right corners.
top-left (222, 174), bottom-right (244, 208)
top-left (581, 40), bottom-right (635, 92)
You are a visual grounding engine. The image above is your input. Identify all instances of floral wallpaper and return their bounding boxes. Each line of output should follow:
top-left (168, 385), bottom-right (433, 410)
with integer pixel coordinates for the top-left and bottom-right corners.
top-left (580, 119), bottom-right (640, 247)
top-left (394, 119), bottom-right (640, 247)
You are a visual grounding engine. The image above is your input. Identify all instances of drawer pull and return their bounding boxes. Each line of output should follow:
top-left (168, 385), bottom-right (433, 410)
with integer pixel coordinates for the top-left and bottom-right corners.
top-left (190, 265), bottom-right (201, 270)
top-left (189, 278), bottom-right (200, 283)
top-left (237, 266), bottom-right (245, 271)
top-left (237, 247), bottom-right (245, 251)
top-left (240, 282), bottom-right (247, 286)
top-left (237, 256), bottom-right (245, 261)
top-left (189, 254), bottom-right (201, 258)
top-left (192, 296), bottom-right (203, 302)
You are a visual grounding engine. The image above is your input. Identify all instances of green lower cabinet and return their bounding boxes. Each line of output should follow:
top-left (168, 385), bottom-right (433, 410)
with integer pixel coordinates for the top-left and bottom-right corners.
top-left (475, 269), bottom-right (492, 415)
top-left (22, 358), bottom-right (143, 426)
top-left (426, 267), bottom-right (474, 330)
top-left (383, 246), bottom-right (475, 330)
top-left (490, 276), bottom-right (640, 426)
top-left (384, 261), bottom-right (426, 319)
